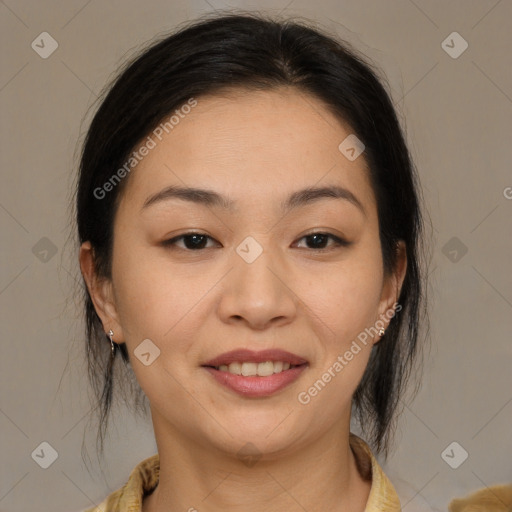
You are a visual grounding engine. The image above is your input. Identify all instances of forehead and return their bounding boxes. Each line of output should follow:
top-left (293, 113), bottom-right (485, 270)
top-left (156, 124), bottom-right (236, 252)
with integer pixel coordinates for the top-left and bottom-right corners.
top-left (119, 87), bottom-right (376, 216)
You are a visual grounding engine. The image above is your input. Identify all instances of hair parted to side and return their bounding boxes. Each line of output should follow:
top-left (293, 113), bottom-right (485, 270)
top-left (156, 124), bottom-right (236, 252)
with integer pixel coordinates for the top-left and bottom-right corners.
top-left (75, 11), bottom-right (430, 460)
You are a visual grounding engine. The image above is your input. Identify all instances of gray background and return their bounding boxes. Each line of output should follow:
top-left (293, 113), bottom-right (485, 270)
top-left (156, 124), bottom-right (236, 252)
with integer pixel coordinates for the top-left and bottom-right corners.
top-left (1, 0), bottom-right (511, 511)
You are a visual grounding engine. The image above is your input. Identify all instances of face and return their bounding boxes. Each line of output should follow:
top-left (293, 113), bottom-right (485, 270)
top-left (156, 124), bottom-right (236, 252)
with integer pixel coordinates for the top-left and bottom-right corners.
top-left (82, 87), bottom-right (406, 460)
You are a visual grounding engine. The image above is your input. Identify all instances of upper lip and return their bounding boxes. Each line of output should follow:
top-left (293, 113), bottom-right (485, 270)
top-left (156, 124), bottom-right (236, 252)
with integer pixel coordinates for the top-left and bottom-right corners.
top-left (202, 349), bottom-right (308, 367)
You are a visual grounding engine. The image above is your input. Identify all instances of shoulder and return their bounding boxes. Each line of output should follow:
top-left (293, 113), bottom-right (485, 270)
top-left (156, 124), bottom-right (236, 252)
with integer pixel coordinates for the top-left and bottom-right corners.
top-left (82, 490), bottom-right (122, 512)
top-left (81, 454), bottom-right (160, 512)
top-left (349, 434), bottom-right (402, 512)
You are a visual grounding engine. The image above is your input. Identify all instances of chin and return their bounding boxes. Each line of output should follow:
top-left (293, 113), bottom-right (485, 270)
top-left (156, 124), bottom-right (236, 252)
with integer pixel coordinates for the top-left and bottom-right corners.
top-left (206, 416), bottom-right (307, 461)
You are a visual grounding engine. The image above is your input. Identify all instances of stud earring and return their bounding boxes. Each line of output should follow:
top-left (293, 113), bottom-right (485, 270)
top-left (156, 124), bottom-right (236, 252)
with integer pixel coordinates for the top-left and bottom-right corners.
top-left (379, 328), bottom-right (385, 336)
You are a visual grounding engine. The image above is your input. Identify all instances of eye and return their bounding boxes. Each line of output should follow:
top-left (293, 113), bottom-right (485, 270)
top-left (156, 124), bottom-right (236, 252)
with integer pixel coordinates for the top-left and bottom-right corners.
top-left (161, 232), bottom-right (218, 250)
top-left (295, 232), bottom-right (351, 251)
top-left (161, 231), bottom-right (351, 252)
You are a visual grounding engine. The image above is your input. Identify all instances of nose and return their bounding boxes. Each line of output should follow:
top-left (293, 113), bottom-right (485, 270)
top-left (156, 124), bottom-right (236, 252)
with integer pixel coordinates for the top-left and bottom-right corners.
top-left (217, 240), bottom-right (298, 331)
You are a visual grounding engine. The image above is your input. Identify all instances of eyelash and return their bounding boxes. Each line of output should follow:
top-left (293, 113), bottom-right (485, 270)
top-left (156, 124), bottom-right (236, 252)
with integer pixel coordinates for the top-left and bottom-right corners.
top-left (161, 231), bottom-right (351, 252)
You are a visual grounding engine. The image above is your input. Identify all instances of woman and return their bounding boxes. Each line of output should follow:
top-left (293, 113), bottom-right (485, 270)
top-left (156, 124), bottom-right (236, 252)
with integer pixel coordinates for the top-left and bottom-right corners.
top-left (77, 12), bottom-right (428, 512)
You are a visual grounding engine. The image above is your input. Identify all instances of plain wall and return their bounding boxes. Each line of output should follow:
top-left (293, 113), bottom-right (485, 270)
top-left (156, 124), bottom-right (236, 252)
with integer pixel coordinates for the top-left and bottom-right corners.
top-left (0, 1), bottom-right (511, 511)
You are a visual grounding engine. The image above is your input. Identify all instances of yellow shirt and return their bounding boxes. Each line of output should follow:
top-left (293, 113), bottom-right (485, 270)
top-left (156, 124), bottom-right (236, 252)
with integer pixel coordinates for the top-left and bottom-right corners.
top-left (84, 434), bottom-right (401, 511)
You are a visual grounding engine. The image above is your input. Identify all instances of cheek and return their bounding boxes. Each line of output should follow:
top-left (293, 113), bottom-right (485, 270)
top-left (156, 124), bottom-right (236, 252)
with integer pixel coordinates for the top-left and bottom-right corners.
top-left (111, 245), bottom-right (220, 357)
top-left (297, 252), bottom-right (384, 345)
top-left (111, 252), bottom-right (203, 402)
top-left (111, 247), bottom-right (182, 342)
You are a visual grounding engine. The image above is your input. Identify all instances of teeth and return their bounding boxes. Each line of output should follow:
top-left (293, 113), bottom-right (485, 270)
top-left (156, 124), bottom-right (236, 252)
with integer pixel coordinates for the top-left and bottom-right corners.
top-left (215, 361), bottom-right (298, 376)
top-left (273, 361), bottom-right (283, 373)
top-left (228, 362), bottom-right (241, 375)
top-left (241, 362), bottom-right (257, 376)
top-left (257, 361), bottom-right (274, 377)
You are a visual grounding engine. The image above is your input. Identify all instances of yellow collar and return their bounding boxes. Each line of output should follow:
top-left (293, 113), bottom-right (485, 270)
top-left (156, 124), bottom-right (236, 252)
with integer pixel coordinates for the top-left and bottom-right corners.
top-left (85, 434), bottom-right (400, 511)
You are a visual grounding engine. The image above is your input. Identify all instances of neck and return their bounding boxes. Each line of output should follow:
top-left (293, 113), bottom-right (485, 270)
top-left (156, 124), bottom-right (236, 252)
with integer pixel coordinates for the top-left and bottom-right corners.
top-left (143, 412), bottom-right (371, 512)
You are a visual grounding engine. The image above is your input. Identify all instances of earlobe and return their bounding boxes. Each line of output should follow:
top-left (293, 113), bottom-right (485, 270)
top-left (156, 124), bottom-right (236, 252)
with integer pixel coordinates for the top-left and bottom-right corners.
top-left (376, 240), bottom-right (407, 339)
top-left (79, 241), bottom-right (123, 339)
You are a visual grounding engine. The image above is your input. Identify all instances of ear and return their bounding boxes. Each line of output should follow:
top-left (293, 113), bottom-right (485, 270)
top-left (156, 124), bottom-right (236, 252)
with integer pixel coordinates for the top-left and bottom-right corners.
top-left (375, 240), bottom-right (407, 341)
top-left (79, 241), bottom-right (124, 341)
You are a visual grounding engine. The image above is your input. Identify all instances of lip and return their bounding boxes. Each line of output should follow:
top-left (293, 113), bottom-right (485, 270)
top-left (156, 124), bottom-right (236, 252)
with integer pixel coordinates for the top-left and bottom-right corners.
top-left (203, 364), bottom-right (308, 398)
top-left (202, 349), bottom-right (308, 367)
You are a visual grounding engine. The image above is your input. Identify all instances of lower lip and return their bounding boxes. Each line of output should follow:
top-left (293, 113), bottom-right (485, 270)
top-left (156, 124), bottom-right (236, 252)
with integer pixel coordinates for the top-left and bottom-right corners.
top-left (203, 365), bottom-right (308, 398)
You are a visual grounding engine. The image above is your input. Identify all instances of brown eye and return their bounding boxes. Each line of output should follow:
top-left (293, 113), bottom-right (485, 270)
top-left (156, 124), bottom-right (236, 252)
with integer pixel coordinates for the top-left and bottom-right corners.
top-left (295, 232), bottom-right (350, 251)
top-left (161, 233), bottom-right (218, 250)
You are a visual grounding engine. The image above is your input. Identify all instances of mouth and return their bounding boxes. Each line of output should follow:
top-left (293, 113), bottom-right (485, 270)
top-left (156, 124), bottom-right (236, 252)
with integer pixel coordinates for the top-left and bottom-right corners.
top-left (201, 349), bottom-right (309, 397)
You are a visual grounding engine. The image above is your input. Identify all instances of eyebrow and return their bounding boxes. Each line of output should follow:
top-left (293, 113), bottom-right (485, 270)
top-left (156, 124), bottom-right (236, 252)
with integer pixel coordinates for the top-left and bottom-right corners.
top-left (142, 184), bottom-right (366, 217)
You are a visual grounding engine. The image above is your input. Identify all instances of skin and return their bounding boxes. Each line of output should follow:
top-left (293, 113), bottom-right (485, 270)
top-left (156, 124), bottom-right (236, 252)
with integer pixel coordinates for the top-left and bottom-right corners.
top-left (80, 87), bottom-right (407, 512)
